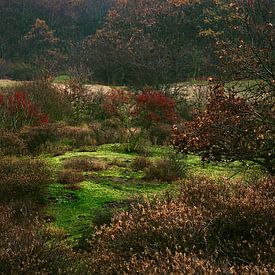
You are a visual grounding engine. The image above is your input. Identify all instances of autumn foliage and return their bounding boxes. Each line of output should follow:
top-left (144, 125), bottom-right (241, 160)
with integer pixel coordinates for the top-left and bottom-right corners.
top-left (87, 176), bottom-right (275, 273)
top-left (172, 84), bottom-right (274, 174)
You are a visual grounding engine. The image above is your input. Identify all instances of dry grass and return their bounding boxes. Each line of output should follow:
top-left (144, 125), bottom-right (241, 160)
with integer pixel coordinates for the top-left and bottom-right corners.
top-left (63, 157), bottom-right (107, 172)
top-left (57, 169), bottom-right (85, 184)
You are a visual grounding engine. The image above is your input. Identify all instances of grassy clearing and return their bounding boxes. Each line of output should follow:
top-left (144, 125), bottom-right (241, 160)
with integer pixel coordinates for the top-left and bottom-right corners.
top-left (45, 144), bottom-right (262, 245)
top-left (46, 144), bottom-right (174, 244)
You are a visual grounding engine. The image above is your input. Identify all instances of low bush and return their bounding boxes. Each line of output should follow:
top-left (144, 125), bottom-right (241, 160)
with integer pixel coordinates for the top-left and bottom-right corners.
top-left (0, 157), bottom-right (52, 201)
top-left (0, 91), bottom-right (49, 131)
top-left (20, 123), bottom-right (94, 154)
top-left (131, 156), bottom-right (151, 171)
top-left (58, 125), bottom-right (95, 147)
top-left (0, 205), bottom-right (86, 274)
top-left (17, 80), bottom-right (73, 122)
top-left (57, 169), bottom-right (85, 185)
top-left (63, 157), bottom-right (107, 172)
top-left (20, 124), bottom-right (60, 153)
top-left (90, 120), bottom-right (128, 145)
top-left (145, 152), bottom-right (187, 182)
top-left (0, 130), bottom-right (26, 155)
top-left (87, 177), bottom-right (274, 273)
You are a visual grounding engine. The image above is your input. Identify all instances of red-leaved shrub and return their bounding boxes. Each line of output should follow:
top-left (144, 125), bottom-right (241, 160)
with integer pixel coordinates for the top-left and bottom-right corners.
top-left (0, 91), bottom-right (48, 131)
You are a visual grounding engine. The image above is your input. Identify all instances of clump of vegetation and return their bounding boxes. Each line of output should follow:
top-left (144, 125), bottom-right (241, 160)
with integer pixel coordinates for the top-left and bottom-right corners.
top-left (19, 123), bottom-right (95, 154)
top-left (57, 169), bottom-right (85, 185)
top-left (0, 91), bottom-right (49, 131)
top-left (15, 81), bottom-right (72, 122)
top-left (131, 156), bottom-right (151, 171)
top-left (0, 130), bottom-right (26, 155)
top-left (0, 157), bottom-right (52, 201)
top-left (63, 157), bottom-right (107, 171)
top-left (145, 152), bottom-right (187, 182)
top-left (0, 205), bottom-right (86, 274)
top-left (173, 84), bottom-right (275, 174)
top-left (87, 176), bottom-right (275, 273)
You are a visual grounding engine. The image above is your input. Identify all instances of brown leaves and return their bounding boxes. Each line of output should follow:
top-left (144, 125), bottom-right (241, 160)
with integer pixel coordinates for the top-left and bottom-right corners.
top-left (87, 176), bottom-right (275, 273)
top-left (172, 84), bottom-right (274, 174)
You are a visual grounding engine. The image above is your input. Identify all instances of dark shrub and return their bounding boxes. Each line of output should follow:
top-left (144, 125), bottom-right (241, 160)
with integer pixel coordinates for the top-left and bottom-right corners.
top-left (0, 157), bottom-right (52, 201)
top-left (90, 119), bottom-right (128, 145)
top-left (20, 124), bottom-right (60, 153)
top-left (20, 123), bottom-right (94, 154)
top-left (0, 91), bottom-right (49, 131)
top-left (57, 169), bottom-right (85, 184)
top-left (58, 125), bottom-right (95, 147)
top-left (7, 62), bottom-right (37, 80)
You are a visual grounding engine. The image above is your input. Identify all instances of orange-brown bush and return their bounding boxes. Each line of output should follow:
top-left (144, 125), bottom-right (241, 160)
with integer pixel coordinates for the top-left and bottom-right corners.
top-left (87, 177), bottom-right (275, 273)
top-left (0, 130), bottom-right (26, 155)
top-left (57, 169), bottom-right (85, 185)
top-left (63, 157), bottom-right (107, 172)
top-left (0, 204), bottom-right (86, 274)
top-left (0, 157), bottom-right (52, 201)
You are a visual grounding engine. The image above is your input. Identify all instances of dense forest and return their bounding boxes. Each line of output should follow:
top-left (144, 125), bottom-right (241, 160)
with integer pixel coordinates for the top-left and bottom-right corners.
top-left (0, 0), bottom-right (274, 274)
top-left (1, 0), bottom-right (273, 85)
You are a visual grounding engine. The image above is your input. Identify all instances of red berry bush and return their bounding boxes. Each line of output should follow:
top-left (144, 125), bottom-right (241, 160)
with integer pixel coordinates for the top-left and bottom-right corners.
top-left (0, 91), bottom-right (48, 131)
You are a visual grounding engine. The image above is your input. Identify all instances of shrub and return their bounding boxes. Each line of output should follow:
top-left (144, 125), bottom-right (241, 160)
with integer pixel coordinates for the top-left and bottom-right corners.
top-left (20, 123), bottom-right (60, 153)
top-left (20, 123), bottom-right (94, 154)
top-left (99, 89), bottom-right (179, 147)
top-left (173, 84), bottom-right (275, 174)
top-left (131, 156), bottom-right (152, 171)
top-left (136, 90), bottom-right (178, 128)
top-left (90, 120), bottom-right (128, 145)
top-left (17, 80), bottom-right (73, 122)
top-left (0, 205), bottom-right (86, 274)
top-left (87, 177), bottom-right (275, 273)
top-left (145, 152), bottom-right (187, 182)
top-left (0, 130), bottom-right (26, 155)
top-left (58, 125), bottom-right (94, 147)
top-left (63, 157), bottom-right (107, 172)
top-left (57, 169), bottom-right (85, 184)
top-left (0, 91), bottom-right (48, 131)
top-left (0, 157), bottom-right (52, 201)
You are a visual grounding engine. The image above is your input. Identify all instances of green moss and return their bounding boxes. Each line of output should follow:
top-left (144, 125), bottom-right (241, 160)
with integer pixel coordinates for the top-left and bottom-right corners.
top-left (46, 144), bottom-right (263, 244)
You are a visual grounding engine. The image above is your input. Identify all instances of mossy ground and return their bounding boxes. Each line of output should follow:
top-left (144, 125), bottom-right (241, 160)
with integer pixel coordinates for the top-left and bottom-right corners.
top-left (45, 144), bottom-right (262, 245)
